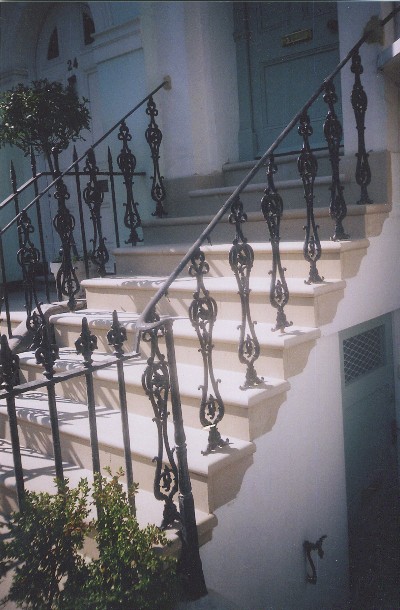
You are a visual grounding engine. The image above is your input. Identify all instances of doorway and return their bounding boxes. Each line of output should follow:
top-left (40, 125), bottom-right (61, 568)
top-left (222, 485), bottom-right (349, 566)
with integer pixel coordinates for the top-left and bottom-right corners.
top-left (234, 2), bottom-right (341, 159)
top-left (340, 315), bottom-right (400, 607)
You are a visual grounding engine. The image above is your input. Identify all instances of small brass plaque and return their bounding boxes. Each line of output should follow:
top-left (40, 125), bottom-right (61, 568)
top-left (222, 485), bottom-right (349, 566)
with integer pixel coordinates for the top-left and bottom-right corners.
top-left (282, 28), bottom-right (313, 47)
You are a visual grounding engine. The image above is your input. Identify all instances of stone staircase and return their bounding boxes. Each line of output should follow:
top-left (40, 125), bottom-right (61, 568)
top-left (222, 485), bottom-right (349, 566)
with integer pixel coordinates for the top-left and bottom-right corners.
top-left (0, 150), bottom-right (390, 560)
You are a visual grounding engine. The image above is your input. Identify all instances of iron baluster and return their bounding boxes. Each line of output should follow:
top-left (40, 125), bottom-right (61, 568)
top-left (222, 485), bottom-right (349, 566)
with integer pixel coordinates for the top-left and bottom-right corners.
top-left (117, 120), bottom-right (143, 246)
top-left (163, 320), bottom-right (208, 600)
top-left (228, 197), bottom-right (263, 389)
top-left (145, 96), bottom-right (167, 218)
top-left (297, 113), bottom-right (324, 284)
top-left (107, 310), bottom-right (136, 515)
top-left (261, 156), bottom-right (293, 332)
top-left (75, 317), bottom-right (101, 479)
top-left (83, 148), bottom-right (109, 276)
top-left (108, 146), bottom-right (120, 249)
top-left (188, 249), bottom-right (229, 455)
top-left (141, 323), bottom-right (180, 530)
top-left (51, 149), bottom-right (80, 310)
top-left (73, 147), bottom-right (90, 278)
top-left (16, 210), bottom-right (47, 347)
top-left (30, 150), bottom-right (50, 302)
top-left (10, 162), bottom-right (23, 251)
top-left (35, 323), bottom-right (64, 484)
top-left (351, 50), bottom-right (372, 205)
top-left (323, 81), bottom-right (349, 241)
top-left (0, 335), bottom-right (25, 510)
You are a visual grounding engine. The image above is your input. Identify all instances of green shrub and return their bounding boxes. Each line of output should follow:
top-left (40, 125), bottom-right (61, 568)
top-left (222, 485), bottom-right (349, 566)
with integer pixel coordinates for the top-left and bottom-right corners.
top-left (0, 470), bottom-right (180, 610)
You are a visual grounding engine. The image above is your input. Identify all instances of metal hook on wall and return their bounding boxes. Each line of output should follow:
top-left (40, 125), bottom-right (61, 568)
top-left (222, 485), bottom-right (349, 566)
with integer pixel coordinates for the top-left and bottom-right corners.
top-left (303, 535), bottom-right (327, 585)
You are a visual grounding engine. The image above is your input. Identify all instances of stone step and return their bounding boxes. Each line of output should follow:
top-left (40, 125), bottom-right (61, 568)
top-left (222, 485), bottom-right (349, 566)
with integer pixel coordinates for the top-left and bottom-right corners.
top-left (17, 347), bottom-right (288, 443)
top-left (0, 439), bottom-right (216, 551)
top-left (142, 203), bottom-right (390, 247)
top-left (221, 150), bottom-right (334, 186)
top-left (81, 275), bottom-right (346, 328)
top-left (0, 387), bottom-right (255, 515)
top-left (113, 239), bottom-right (369, 281)
top-left (186, 175), bottom-right (348, 216)
top-left (50, 310), bottom-right (320, 381)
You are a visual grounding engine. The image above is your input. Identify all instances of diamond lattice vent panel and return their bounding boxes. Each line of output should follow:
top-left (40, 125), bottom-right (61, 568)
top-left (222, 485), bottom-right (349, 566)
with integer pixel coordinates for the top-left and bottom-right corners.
top-left (343, 325), bottom-right (385, 385)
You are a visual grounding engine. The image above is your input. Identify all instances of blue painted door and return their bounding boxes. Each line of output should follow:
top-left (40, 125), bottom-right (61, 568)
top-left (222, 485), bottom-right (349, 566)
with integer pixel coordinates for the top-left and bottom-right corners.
top-left (235, 2), bottom-right (341, 158)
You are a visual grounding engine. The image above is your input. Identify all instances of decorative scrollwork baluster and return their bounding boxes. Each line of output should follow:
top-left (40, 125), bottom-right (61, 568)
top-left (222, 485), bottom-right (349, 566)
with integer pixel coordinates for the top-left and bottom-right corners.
top-left (117, 121), bottom-right (143, 246)
top-left (52, 150), bottom-right (80, 311)
top-left (142, 324), bottom-right (180, 529)
top-left (323, 81), bottom-right (349, 241)
top-left (297, 114), bottom-right (324, 284)
top-left (188, 249), bottom-right (229, 454)
top-left (83, 148), bottom-right (109, 275)
top-left (261, 156), bottom-right (293, 332)
top-left (16, 210), bottom-right (46, 347)
top-left (145, 96), bottom-right (167, 218)
top-left (351, 50), bottom-right (372, 205)
top-left (228, 197), bottom-right (263, 389)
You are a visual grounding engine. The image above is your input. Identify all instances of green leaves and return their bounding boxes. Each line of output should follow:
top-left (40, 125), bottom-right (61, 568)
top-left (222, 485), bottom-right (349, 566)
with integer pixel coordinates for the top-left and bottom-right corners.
top-left (0, 79), bottom-right (91, 158)
top-left (0, 471), bottom-right (180, 610)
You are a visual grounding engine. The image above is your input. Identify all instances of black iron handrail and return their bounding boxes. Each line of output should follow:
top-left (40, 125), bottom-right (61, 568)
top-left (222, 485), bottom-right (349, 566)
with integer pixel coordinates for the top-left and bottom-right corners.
top-left (0, 79), bottom-right (168, 238)
top-left (134, 7), bottom-right (399, 344)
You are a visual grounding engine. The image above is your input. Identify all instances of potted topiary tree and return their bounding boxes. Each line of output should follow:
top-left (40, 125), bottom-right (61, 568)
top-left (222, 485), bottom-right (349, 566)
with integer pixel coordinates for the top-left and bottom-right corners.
top-left (0, 78), bottom-right (90, 174)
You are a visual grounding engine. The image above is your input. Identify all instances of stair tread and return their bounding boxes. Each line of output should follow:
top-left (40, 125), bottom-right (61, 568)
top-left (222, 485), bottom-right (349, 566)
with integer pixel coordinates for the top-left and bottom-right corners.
top-left (189, 173), bottom-right (348, 198)
top-left (81, 274), bottom-right (346, 296)
top-left (0, 387), bottom-right (256, 476)
top-left (17, 348), bottom-right (289, 409)
top-left (113, 238), bottom-right (370, 257)
top-left (50, 310), bottom-right (321, 349)
top-left (0, 439), bottom-right (216, 539)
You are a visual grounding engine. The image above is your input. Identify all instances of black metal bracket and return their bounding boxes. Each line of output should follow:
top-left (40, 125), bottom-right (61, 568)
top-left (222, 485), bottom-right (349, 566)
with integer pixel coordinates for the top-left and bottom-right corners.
top-left (303, 535), bottom-right (327, 584)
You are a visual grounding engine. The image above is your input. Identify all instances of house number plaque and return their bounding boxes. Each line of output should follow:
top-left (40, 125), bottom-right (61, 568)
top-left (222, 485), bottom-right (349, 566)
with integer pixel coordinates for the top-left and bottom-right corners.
top-left (282, 28), bottom-right (313, 47)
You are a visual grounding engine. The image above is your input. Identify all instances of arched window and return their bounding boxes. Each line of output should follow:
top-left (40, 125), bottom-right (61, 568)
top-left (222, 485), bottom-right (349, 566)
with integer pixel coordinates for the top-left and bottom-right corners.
top-left (47, 27), bottom-right (59, 60)
top-left (83, 9), bottom-right (95, 45)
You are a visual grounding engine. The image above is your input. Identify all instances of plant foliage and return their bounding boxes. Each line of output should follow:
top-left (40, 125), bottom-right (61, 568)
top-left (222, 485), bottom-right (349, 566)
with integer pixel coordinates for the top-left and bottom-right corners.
top-left (0, 470), bottom-right (179, 610)
top-left (0, 79), bottom-right (90, 161)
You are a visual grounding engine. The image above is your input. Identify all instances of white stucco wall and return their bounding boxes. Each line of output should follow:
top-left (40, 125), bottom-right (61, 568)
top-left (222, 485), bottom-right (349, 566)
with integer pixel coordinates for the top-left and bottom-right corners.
top-left (140, 1), bottom-right (239, 180)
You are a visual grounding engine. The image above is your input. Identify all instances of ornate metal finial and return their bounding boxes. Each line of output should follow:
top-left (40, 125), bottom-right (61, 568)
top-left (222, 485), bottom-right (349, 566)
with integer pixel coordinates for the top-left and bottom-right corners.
top-left (75, 317), bottom-right (98, 366)
top-left (107, 309), bottom-right (127, 356)
top-left (304, 535), bottom-right (327, 584)
top-left (35, 323), bottom-right (59, 379)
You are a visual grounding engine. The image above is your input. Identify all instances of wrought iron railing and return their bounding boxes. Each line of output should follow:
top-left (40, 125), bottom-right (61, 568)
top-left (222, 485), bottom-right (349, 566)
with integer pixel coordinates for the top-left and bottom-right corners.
top-left (0, 79), bottom-right (168, 337)
top-left (0, 8), bottom-right (398, 602)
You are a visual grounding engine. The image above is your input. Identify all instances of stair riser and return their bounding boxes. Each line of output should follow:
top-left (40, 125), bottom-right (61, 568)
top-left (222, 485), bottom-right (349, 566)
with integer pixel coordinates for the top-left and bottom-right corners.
top-left (17, 360), bottom-right (281, 442)
top-left (222, 155), bottom-right (334, 187)
top-left (188, 182), bottom-right (340, 216)
top-left (0, 412), bottom-right (231, 514)
top-left (142, 202), bottom-right (389, 250)
top-left (84, 286), bottom-right (343, 328)
top-left (115, 250), bottom-right (345, 280)
top-left (53, 322), bottom-right (315, 381)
